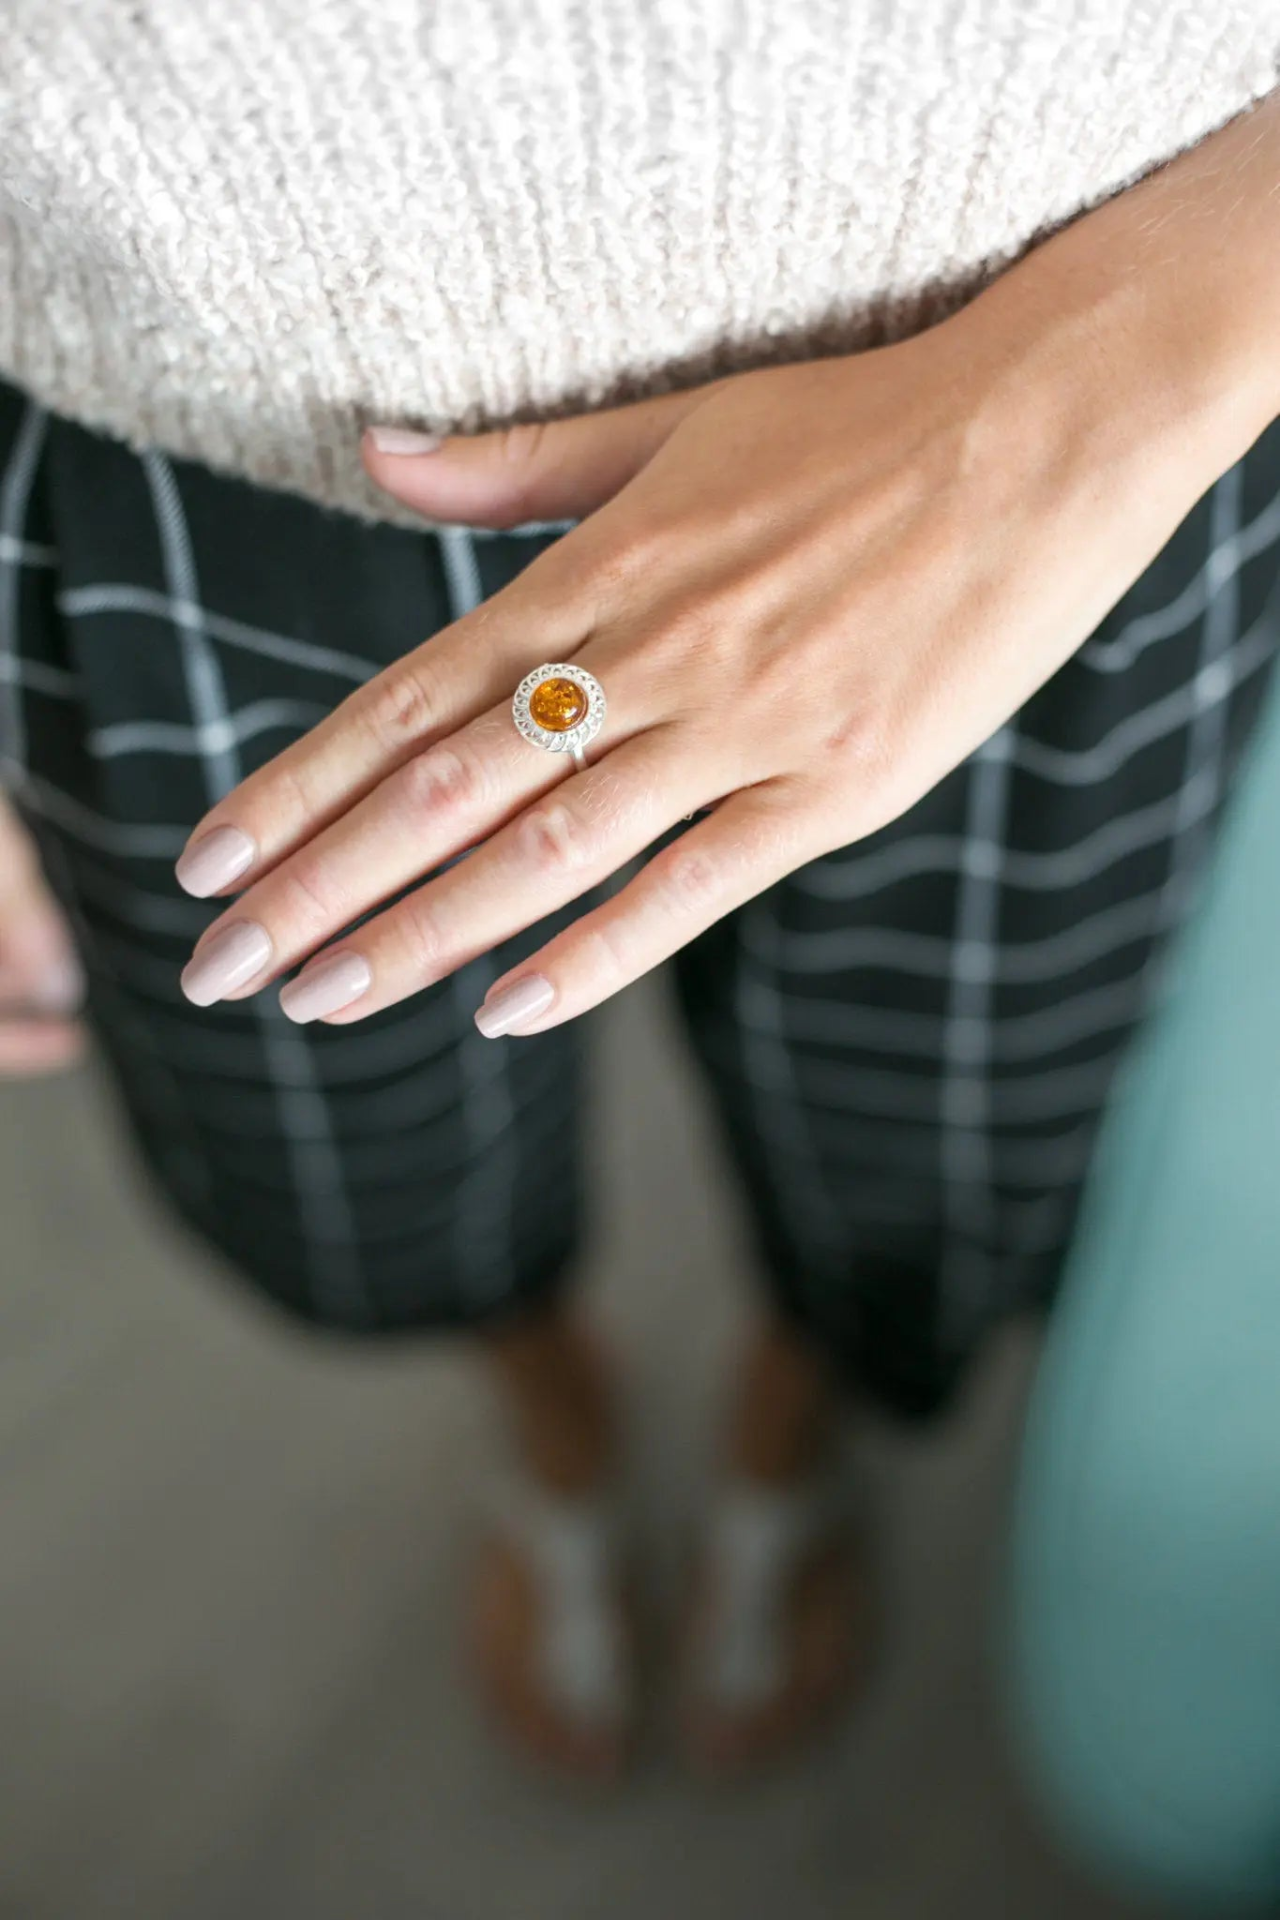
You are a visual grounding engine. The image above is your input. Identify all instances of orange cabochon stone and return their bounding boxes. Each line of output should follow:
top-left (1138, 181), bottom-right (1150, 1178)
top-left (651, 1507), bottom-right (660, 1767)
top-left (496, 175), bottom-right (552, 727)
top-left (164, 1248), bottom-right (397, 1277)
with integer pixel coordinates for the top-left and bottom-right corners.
top-left (529, 675), bottom-right (587, 732)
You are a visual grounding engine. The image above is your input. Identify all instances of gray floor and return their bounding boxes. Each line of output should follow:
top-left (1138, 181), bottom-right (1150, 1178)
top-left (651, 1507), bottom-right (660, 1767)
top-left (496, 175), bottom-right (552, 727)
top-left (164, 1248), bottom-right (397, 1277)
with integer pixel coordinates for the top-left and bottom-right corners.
top-left (0, 976), bottom-right (1157, 1920)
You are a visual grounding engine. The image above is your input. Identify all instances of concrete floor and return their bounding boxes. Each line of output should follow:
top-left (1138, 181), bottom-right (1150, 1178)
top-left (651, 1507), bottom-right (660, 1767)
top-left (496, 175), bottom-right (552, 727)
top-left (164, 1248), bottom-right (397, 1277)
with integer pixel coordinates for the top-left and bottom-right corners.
top-left (0, 975), bottom-right (1158, 1920)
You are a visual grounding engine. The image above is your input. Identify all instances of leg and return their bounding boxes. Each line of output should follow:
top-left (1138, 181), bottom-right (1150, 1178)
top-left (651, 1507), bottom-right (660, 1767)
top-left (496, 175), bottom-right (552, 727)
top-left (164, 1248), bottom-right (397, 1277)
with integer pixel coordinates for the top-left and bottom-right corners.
top-left (671, 413), bottom-right (1280, 1770)
top-left (485, 1307), bottom-right (616, 1495)
top-left (473, 1306), bottom-right (636, 1778)
top-left (0, 383), bottom-right (633, 1777)
top-left (722, 1314), bottom-right (838, 1486)
top-left (672, 1303), bottom-right (871, 1773)
top-left (676, 1310), bottom-right (869, 1773)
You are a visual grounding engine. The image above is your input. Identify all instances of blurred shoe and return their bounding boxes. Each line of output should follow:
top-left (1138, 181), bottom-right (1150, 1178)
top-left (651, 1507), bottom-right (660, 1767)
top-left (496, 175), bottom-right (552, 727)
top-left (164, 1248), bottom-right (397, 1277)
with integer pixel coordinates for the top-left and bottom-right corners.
top-left (680, 1471), bottom-right (875, 1776)
top-left (468, 1473), bottom-right (637, 1782)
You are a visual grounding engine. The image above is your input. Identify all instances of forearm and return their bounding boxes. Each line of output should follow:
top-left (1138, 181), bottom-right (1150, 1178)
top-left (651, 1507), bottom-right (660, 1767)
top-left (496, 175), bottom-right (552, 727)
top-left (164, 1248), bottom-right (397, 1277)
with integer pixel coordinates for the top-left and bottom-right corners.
top-left (954, 87), bottom-right (1280, 489)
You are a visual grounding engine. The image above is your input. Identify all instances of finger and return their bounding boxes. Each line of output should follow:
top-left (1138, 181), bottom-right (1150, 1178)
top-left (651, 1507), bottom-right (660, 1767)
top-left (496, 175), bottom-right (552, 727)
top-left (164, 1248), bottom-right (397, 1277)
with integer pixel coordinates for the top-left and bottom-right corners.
top-left (470, 785), bottom-right (811, 1036)
top-left (181, 686), bottom-right (651, 1006)
top-left (362, 384), bottom-right (718, 531)
top-left (0, 1017), bottom-right (85, 1076)
top-left (174, 567), bottom-right (593, 899)
top-left (273, 730), bottom-right (712, 1025)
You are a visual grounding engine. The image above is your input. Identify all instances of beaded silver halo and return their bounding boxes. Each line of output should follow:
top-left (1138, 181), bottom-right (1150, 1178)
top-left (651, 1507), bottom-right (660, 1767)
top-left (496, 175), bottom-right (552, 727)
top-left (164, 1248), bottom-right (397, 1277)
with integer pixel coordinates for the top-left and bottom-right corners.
top-left (511, 663), bottom-right (606, 769)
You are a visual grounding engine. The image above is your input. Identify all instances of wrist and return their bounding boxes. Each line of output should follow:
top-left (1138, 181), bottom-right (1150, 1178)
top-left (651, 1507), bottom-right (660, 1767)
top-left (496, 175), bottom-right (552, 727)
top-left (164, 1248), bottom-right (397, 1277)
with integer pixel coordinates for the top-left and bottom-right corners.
top-left (946, 92), bottom-right (1280, 499)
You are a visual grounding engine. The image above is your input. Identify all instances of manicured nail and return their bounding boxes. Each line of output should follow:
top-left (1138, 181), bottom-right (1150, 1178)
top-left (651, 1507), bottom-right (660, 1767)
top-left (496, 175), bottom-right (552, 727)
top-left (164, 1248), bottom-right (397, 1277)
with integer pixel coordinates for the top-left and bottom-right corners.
top-left (175, 825), bottom-right (256, 898)
top-left (279, 951), bottom-right (373, 1024)
top-left (180, 921), bottom-right (273, 1007)
top-left (474, 973), bottom-right (555, 1038)
top-left (29, 950), bottom-right (86, 1013)
top-left (366, 425), bottom-right (443, 456)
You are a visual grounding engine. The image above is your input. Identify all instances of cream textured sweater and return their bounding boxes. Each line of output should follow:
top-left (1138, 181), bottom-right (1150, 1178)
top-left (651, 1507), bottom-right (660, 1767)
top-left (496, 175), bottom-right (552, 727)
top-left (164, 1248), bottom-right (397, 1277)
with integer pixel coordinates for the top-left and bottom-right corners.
top-left (3, 1), bottom-right (1277, 525)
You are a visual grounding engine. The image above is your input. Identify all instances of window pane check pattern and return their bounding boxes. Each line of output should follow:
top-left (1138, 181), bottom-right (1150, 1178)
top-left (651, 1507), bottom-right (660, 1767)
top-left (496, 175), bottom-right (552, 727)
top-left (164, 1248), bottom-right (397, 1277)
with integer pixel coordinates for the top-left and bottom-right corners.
top-left (3, 379), bottom-right (1278, 1418)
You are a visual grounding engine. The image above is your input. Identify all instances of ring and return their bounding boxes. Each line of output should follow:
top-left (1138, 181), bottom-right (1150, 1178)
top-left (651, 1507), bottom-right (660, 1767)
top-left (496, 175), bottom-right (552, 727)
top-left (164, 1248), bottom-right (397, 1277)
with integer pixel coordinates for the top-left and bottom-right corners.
top-left (512, 663), bottom-right (606, 773)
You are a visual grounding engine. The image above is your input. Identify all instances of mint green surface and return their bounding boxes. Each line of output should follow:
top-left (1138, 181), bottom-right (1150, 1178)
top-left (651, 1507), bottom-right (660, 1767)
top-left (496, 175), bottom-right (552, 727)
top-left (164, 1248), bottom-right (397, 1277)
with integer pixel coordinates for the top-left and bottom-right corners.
top-left (1008, 670), bottom-right (1280, 1908)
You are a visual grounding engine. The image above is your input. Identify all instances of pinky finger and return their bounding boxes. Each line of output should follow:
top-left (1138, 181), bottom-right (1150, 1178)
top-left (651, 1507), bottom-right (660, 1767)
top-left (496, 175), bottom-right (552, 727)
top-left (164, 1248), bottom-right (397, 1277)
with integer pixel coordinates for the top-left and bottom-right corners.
top-left (473, 783), bottom-right (811, 1037)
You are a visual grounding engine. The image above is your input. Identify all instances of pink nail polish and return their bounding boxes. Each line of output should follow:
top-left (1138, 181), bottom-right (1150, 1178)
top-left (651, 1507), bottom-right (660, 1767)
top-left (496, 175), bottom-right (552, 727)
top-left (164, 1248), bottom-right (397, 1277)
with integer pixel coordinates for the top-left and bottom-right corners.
top-left (474, 974), bottom-right (555, 1038)
top-left (279, 952), bottom-right (372, 1024)
top-left (366, 425), bottom-right (443, 456)
top-left (180, 922), bottom-right (273, 1007)
top-left (175, 825), bottom-right (256, 898)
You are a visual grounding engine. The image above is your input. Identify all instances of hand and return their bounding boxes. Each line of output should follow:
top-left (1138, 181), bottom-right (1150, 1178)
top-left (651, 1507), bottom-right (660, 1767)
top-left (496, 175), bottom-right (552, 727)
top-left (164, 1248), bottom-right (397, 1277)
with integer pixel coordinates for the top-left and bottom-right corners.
top-left (173, 93), bottom-right (1280, 1036)
top-left (0, 795), bottom-right (85, 1075)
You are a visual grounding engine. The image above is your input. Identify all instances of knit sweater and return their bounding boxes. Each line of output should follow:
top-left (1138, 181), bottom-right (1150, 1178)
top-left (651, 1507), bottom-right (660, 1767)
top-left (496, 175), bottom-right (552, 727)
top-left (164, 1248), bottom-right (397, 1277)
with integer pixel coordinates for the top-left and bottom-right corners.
top-left (3, 2), bottom-right (1277, 526)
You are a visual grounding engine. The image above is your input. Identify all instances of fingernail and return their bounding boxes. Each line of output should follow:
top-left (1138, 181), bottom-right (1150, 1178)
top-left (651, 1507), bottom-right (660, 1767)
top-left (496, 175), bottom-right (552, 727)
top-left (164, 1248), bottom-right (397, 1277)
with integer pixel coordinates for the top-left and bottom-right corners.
top-left (180, 921), bottom-right (273, 1007)
top-left (366, 425), bottom-right (443, 456)
top-left (175, 825), bottom-right (256, 898)
top-left (29, 950), bottom-right (86, 1013)
top-left (279, 951), bottom-right (372, 1024)
top-left (474, 973), bottom-right (555, 1038)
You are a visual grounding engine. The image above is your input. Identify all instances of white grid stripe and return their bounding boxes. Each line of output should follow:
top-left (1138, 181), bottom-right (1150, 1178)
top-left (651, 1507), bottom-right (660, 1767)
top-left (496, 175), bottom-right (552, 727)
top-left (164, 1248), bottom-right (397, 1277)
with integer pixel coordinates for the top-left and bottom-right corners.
top-left (59, 584), bottom-right (375, 684)
top-left (38, 829), bottom-right (215, 1213)
top-left (740, 971), bottom-right (1148, 1067)
top-left (755, 878), bottom-right (1196, 983)
top-left (0, 655), bottom-right (79, 697)
top-left (0, 401), bottom-right (48, 771)
top-left (794, 768), bottom-right (1220, 902)
top-left (437, 526), bottom-right (522, 1311)
top-left (1140, 464), bottom-right (1244, 998)
top-left (142, 451), bottom-right (369, 1315)
top-left (0, 533), bottom-right (55, 569)
top-left (733, 897), bottom-right (852, 1283)
top-left (86, 698), bottom-right (327, 761)
top-left (1079, 480), bottom-right (1280, 675)
top-left (935, 728), bottom-right (1014, 1339)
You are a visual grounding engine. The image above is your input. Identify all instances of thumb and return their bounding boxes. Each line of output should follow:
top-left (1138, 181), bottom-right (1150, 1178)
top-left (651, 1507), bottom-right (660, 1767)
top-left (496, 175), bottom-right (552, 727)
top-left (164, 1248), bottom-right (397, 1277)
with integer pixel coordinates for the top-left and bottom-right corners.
top-left (361, 383), bottom-right (716, 530)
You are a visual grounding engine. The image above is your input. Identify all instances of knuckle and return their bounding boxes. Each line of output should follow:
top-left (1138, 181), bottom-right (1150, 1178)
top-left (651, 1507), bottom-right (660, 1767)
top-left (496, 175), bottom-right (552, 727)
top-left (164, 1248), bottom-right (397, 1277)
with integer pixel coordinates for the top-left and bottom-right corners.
top-left (593, 511), bottom-right (666, 590)
top-left (577, 915), bottom-right (633, 988)
top-left (267, 753), bottom-right (325, 839)
top-left (393, 744), bottom-right (483, 822)
top-left (659, 590), bottom-right (724, 658)
top-left (821, 698), bottom-right (895, 782)
top-left (658, 843), bottom-right (722, 914)
top-left (647, 579), bottom-right (762, 682)
top-left (517, 801), bottom-right (594, 878)
top-left (817, 699), bottom-right (905, 837)
top-left (360, 660), bottom-right (442, 754)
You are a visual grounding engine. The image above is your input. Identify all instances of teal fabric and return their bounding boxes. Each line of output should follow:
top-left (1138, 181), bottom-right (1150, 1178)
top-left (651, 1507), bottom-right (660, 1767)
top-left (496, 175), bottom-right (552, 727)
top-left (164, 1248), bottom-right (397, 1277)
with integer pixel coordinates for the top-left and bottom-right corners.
top-left (1007, 667), bottom-right (1280, 1908)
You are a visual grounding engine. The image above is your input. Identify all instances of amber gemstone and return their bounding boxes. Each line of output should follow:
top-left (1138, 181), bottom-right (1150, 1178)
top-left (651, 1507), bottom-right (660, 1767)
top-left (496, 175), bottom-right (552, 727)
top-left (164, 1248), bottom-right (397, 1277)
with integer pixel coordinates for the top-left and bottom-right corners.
top-left (529, 675), bottom-right (587, 732)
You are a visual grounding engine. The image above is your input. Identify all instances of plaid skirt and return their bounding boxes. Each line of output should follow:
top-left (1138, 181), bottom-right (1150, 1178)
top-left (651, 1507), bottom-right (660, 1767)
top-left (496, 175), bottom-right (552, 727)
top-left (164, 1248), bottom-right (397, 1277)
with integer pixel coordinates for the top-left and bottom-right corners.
top-left (3, 379), bottom-right (1278, 1418)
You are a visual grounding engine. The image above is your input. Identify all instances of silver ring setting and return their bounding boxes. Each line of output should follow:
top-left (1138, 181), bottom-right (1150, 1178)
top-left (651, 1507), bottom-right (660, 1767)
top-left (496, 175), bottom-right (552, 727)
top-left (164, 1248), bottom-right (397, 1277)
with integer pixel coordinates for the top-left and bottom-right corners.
top-left (512, 663), bottom-right (606, 772)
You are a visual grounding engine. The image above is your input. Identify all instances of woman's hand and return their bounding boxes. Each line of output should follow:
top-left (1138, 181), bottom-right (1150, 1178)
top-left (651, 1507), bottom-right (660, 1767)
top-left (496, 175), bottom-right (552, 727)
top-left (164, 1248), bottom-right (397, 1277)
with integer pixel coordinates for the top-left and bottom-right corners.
top-left (174, 93), bottom-right (1280, 1037)
top-left (0, 795), bottom-right (84, 1075)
